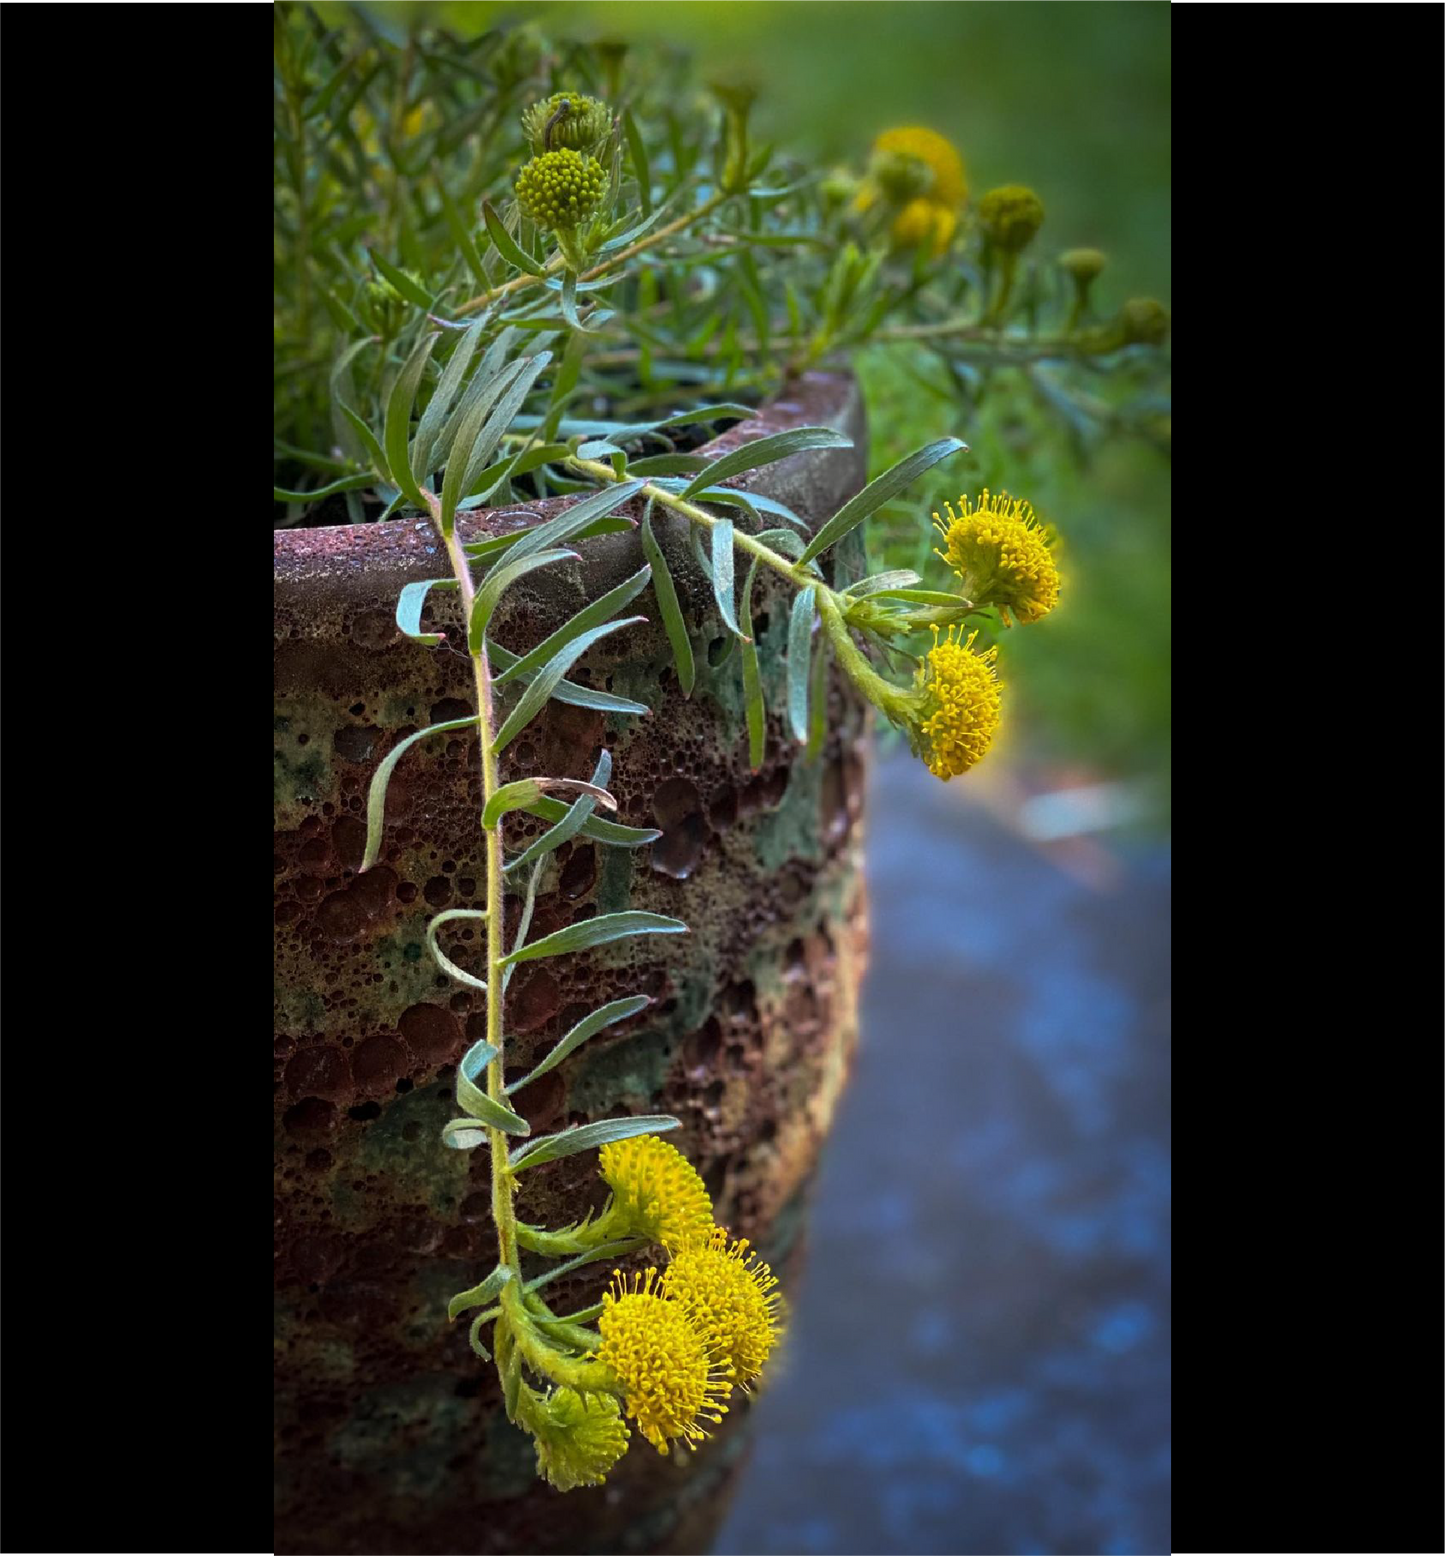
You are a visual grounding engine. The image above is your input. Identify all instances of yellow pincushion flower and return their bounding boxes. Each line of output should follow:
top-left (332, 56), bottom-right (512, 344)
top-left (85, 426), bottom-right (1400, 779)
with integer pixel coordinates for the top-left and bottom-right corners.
top-left (910, 626), bottom-right (1002, 781)
top-left (663, 1228), bottom-right (784, 1389)
top-left (527, 1386), bottom-right (630, 1492)
top-left (597, 1134), bottom-right (715, 1251)
top-left (934, 491), bottom-right (1061, 625)
top-left (514, 148), bottom-right (608, 232)
top-left (854, 127), bottom-right (967, 256)
top-left (594, 1268), bottom-right (731, 1454)
top-left (892, 199), bottom-right (958, 259)
top-left (866, 127), bottom-right (967, 209)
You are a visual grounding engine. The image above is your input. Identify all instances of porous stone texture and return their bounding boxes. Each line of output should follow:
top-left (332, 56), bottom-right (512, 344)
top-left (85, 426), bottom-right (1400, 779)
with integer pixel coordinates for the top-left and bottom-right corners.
top-left (274, 373), bottom-right (870, 1554)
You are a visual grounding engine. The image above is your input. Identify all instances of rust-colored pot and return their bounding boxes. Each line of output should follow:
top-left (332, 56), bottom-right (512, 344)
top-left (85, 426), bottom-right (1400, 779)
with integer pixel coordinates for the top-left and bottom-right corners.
top-left (274, 372), bottom-right (871, 1554)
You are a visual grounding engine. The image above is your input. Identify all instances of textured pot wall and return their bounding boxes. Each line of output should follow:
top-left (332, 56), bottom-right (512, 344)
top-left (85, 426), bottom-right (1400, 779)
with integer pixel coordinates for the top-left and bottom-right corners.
top-left (274, 373), bottom-right (870, 1555)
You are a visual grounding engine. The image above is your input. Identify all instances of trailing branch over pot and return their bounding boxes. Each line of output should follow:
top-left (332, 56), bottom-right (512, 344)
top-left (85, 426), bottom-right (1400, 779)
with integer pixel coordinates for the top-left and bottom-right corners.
top-left (274, 4), bottom-right (1170, 1519)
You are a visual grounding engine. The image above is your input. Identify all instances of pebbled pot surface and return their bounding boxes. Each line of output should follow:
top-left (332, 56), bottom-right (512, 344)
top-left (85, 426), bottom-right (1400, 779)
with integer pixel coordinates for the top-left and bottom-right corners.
top-left (275, 372), bottom-right (871, 1554)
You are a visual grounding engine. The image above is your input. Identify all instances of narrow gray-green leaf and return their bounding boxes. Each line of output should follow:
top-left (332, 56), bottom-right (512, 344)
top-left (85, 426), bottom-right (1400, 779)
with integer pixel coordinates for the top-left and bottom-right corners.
top-left (498, 911), bottom-right (686, 968)
top-left (412, 315), bottom-right (486, 481)
top-left (435, 355), bottom-right (527, 481)
top-left (482, 200), bottom-right (546, 276)
top-left (787, 587), bottom-right (816, 743)
top-left (623, 109), bottom-right (651, 215)
top-left (799, 436), bottom-right (966, 564)
top-left (441, 1119), bottom-right (491, 1151)
top-left (361, 717), bottom-right (477, 871)
top-left (845, 569), bottom-right (924, 598)
top-left (340, 404), bottom-right (391, 486)
top-left (395, 578), bottom-right (458, 646)
top-left (522, 796), bottom-right (660, 847)
top-left (505, 750), bottom-right (612, 875)
top-left (468, 548), bottom-right (578, 652)
top-left (740, 561), bottom-right (765, 770)
top-left (489, 641), bottom-right (650, 716)
top-left (425, 908), bottom-right (489, 994)
top-left (806, 635), bottom-right (830, 761)
top-left (435, 173), bottom-right (488, 286)
top-left (682, 426), bottom-right (853, 499)
top-left (448, 1266), bottom-right (512, 1323)
top-left (483, 776), bottom-right (615, 830)
top-left (368, 248), bottom-right (433, 308)
top-left (491, 616), bottom-right (646, 753)
top-left (272, 473), bottom-right (374, 504)
top-left (506, 479), bottom-right (647, 563)
top-left (494, 565), bottom-right (652, 686)
top-left (509, 1114), bottom-right (681, 1172)
top-left (640, 509), bottom-right (695, 696)
top-left (710, 518), bottom-right (747, 640)
top-left (505, 996), bottom-right (651, 1095)
top-left (460, 351), bottom-right (553, 496)
top-left (457, 1036), bottom-right (529, 1134)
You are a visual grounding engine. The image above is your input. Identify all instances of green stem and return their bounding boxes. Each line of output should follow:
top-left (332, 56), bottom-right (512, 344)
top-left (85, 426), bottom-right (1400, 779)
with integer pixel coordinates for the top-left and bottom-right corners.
top-left (454, 189), bottom-right (730, 318)
top-left (432, 499), bottom-right (521, 1281)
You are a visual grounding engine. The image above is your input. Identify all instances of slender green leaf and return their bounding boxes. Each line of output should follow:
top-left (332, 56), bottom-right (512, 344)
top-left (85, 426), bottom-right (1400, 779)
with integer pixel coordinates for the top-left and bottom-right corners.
top-left (787, 587), bottom-right (816, 743)
top-left (740, 562), bottom-right (765, 770)
top-left (340, 403), bottom-right (391, 486)
top-left (489, 640), bottom-right (650, 715)
top-left (368, 248), bottom-right (433, 308)
top-left (799, 436), bottom-right (966, 564)
top-left (682, 426), bottom-right (853, 499)
top-left (710, 518), bottom-right (748, 640)
top-left (483, 776), bottom-right (615, 830)
top-left (435, 172), bottom-right (487, 286)
top-left (623, 109), bottom-right (651, 215)
top-left (395, 578), bottom-right (457, 646)
top-left (272, 472), bottom-right (374, 504)
top-left (412, 315), bottom-right (486, 480)
top-left (494, 565), bottom-right (652, 686)
top-left (448, 1266), bottom-right (512, 1323)
top-left (469, 548), bottom-right (578, 652)
top-left (459, 352), bottom-right (553, 496)
top-left (498, 911), bottom-right (687, 968)
top-left (505, 996), bottom-right (651, 1094)
top-left (482, 200), bottom-right (546, 276)
top-left (505, 750), bottom-right (614, 875)
top-left (442, 1118), bottom-right (491, 1150)
top-left (806, 634), bottom-right (830, 761)
top-left (869, 588), bottom-right (973, 606)
top-left (845, 569), bottom-right (924, 598)
top-left (640, 508), bottom-right (695, 696)
top-left (507, 479), bottom-right (647, 563)
top-left (361, 717), bottom-right (477, 871)
top-left (457, 1036), bottom-right (529, 1134)
top-left (425, 908), bottom-right (490, 994)
top-left (509, 1114), bottom-right (682, 1172)
top-left (434, 355), bottom-right (526, 481)
top-left (492, 617), bottom-right (646, 753)
top-left (522, 795), bottom-right (659, 847)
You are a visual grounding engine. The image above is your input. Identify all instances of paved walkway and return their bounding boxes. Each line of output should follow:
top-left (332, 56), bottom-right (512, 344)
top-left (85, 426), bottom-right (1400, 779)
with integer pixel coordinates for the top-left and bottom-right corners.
top-left (716, 751), bottom-right (1172, 1556)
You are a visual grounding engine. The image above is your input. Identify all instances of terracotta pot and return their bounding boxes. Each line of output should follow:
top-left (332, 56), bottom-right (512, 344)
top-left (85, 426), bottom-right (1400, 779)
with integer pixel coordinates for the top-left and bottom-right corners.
top-left (274, 371), bottom-right (871, 1554)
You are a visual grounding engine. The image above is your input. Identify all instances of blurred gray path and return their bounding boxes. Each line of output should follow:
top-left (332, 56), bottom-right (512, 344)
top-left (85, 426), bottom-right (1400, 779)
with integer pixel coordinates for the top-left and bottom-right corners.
top-left (715, 752), bottom-right (1171, 1556)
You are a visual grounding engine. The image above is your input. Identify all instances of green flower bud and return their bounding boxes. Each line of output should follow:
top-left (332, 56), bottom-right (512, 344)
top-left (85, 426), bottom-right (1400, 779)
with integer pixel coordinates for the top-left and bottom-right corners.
top-left (358, 274), bottom-right (415, 337)
top-left (820, 166), bottom-right (862, 210)
top-left (869, 148), bottom-right (936, 204)
top-left (1059, 247), bottom-right (1106, 283)
top-left (978, 184), bottom-right (1045, 252)
top-left (514, 148), bottom-right (608, 232)
top-left (520, 92), bottom-right (612, 157)
top-left (1119, 297), bottom-right (1170, 347)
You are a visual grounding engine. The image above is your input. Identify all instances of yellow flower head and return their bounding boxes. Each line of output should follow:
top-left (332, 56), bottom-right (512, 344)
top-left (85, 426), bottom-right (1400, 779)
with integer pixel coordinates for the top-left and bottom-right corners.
top-left (663, 1228), bottom-right (784, 1389)
top-left (891, 199), bottom-right (958, 258)
top-left (514, 148), bottom-right (608, 232)
top-left (595, 1268), bottom-right (731, 1454)
top-left (909, 626), bottom-right (1002, 781)
top-left (978, 184), bottom-right (1045, 252)
top-left (871, 127), bottom-right (967, 209)
top-left (934, 491), bottom-right (1061, 625)
top-left (598, 1134), bottom-right (715, 1252)
top-left (528, 1386), bottom-right (629, 1492)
